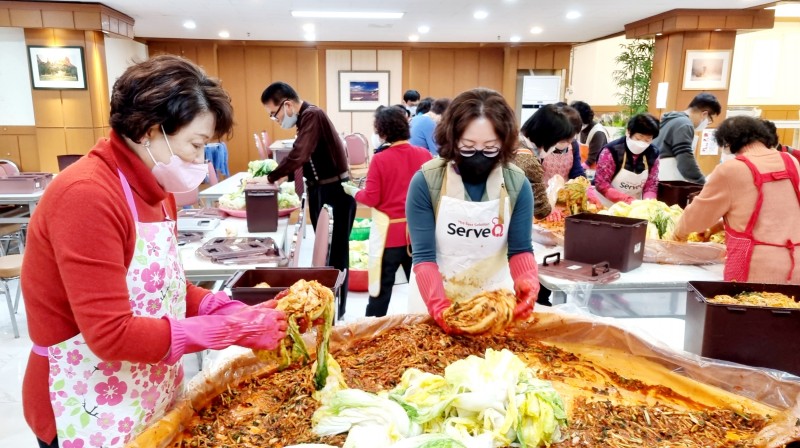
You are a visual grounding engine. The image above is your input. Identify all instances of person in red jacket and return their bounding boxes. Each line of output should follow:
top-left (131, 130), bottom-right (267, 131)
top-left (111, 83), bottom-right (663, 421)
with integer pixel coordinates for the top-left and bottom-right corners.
top-left (21, 55), bottom-right (287, 448)
top-left (342, 106), bottom-right (432, 316)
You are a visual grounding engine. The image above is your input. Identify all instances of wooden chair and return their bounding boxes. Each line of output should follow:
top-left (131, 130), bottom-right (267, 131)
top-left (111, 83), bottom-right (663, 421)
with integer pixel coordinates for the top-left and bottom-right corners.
top-left (311, 205), bottom-right (333, 268)
top-left (344, 133), bottom-right (370, 182)
top-left (0, 254), bottom-right (23, 338)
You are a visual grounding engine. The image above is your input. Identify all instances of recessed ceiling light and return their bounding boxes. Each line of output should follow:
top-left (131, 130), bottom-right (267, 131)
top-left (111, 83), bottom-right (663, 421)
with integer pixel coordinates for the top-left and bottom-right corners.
top-left (218, 30), bottom-right (230, 38)
top-left (409, 34), bottom-right (420, 41)
top-left (565, 11), bottom-right (581, 20)
top-left (418, 25), bottom-right (430, 34)
top-left (183, 20), bottom-right (196, 29)
top-left (303, 23), bottom-right (315, 32)
top-left (473, 10), bottom-right (489, 20)
top-left (714, 28), bottom-right (722, 31)
top-left (656, 32), bottom-right (663, 36)
top-left (510, 36), bottom-right (521, 42)
top-left (291, 11), bottom-right (404, 19)
top-left (530, 26), bottom-right (543, 34)
top-left (304, 33), bottom-right (316, 41)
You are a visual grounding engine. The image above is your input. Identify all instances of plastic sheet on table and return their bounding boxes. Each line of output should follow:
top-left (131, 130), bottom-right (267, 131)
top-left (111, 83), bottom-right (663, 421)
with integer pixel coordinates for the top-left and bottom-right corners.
top-left (128, 312), bottom-right (800, 448)
top-left (644, 239), bottom-right (726, 265)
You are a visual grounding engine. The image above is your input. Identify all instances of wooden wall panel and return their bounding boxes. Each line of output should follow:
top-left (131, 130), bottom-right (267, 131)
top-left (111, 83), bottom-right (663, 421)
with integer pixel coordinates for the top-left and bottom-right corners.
top-left (428, 49), bottom-right (455, 98)
top-left (10, 8), bottom-right (42, 28)
top-left (61, 90), bottom-right (94, 128)
top-left (478, 48), bottom-right (504, 91)
top-left (270, 48), bottom-right (300, 142)
top-left (535, 47), bottom-right (555, 69)
top-left (243, 47), bottom-right (271, 163)
top-left (0, 135), bottom-right (22, 168)
top-left (325, 49), bottom-right (351, 135)
top-left (377, 49), bottom-right (403, 105)
top-left (36, 128), bottom-right (66, 173)
top-left (453, 49), bottom-right (479, 95)
top-left (65, 128), bottom-right (95, 155)
top-left (216, 46), bottom-right (248, 175)
top-left (42, 10), bottom-right (73, 29)
top-left (195, 43), bottom-right (217, 77)
top-left (407, 50), bottom-right (430, 97)
top-left (19, 135), bottom-right (39, 171)
top-left (0, 8), bottom-right (11, 26)
top-left (517, 48), bottom-right (537, 68)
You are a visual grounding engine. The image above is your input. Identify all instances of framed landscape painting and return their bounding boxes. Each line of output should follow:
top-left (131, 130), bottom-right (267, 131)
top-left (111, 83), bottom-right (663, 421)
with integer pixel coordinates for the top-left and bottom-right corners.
top-left (682, 50), bottom-right (731, 90)
top-left (28, 46), bottom-right (87, 90)
top-left (339, 71), bottom-right (390, 111)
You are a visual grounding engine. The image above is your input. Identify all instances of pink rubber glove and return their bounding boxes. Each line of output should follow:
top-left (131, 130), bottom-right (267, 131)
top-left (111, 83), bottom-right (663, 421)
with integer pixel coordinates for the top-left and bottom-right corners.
top-left (197, 291), bottom-right (248, 316)
top-left (162, 307), bottom-right (287, 364)
top-left (413, 262), bottom-right (462, 335)
top-left (546, 208), bottom-right (564, 222)
top-left (587, 188), bottom-right (603, 207)
top-left (603, 188), bottom-right (635, 205)
top-left (509, 252), bottom-right (540, 319)
top-left (642, 191), bottom-right (657, 200)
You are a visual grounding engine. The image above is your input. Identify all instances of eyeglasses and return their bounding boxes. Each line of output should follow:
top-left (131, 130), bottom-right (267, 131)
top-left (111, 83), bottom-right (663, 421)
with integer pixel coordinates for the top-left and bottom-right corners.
top-left (458, 145), bottom-right (501, 158)
top-left (269, 101), bottom-right (287, 122)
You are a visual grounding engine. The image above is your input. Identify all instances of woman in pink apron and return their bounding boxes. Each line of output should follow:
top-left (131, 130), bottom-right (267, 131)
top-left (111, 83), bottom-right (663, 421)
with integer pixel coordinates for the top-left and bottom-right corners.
top-left (674, 116), bottom-right (800, 283)
top-left (405, 88), bottom-right (539, 332)
top-left (594, 114), bottom-right (661, 206)
top-left (21, 56), bottom-right (288, 448)
top-left (520, 104), bottom-right (600, 221)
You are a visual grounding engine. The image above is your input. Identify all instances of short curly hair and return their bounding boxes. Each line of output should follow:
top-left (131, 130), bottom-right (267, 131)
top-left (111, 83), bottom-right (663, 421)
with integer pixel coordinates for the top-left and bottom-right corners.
top-left (714, 116), bottom-right (773, 154)
top-left (434, 88), bottom-right (518, 165)
top-left (110, 55), bottom-right (233, 143)
top-left (374, 106), bottom-right (410, 143)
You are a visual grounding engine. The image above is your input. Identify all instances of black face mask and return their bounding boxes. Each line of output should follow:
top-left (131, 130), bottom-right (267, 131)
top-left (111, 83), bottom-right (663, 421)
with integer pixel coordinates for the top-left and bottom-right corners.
top-left (457, 153), bottom-right (498, 184)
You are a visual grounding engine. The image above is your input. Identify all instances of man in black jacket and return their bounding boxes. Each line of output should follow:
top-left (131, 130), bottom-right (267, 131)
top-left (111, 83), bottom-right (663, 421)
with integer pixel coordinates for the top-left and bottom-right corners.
top-left (263, 81), bottom-right (356, 319)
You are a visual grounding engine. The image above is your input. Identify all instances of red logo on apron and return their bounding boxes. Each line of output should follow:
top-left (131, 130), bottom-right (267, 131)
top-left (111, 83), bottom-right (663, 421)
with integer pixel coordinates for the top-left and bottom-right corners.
top-left (491, 217), bottom-right (504, 237)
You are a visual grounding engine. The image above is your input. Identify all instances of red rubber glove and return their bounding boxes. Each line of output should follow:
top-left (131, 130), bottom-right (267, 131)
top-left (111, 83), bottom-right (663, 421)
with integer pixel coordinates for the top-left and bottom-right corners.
top-left (509, 252), bottom-right (540, 320)
top-left (197, 291), bottom-right (248, 316)
top-left (413, 262), bottom-right (462, 335)
top-left (162, 307), bottom-right (287, 364)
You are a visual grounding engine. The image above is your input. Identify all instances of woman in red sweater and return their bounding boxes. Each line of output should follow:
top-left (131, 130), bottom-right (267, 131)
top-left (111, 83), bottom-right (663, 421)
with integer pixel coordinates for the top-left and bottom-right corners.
top-left (21, 55), bottom-right (287, 448)
top-left (341, 106), bottom-right (432, 316)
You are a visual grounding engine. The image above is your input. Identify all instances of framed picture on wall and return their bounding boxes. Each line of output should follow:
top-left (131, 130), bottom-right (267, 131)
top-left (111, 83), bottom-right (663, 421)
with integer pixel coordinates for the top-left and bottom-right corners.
top-left (338, 71), bottom-right (390, 111)
top-left (682, 50), bottom-right (732, 90)
top-left (27, 46), bottom-right (87, 90)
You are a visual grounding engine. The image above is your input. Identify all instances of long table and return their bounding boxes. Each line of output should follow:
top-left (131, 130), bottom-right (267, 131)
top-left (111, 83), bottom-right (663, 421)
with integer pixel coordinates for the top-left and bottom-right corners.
top-left (534, 242), bottom-right (724, 317)
top-left (0, 190), bottom-right (46, 224)
top-left (180, 216), bottom-right (290, 282)
top-left (197, 172), bottom-right (249, 206)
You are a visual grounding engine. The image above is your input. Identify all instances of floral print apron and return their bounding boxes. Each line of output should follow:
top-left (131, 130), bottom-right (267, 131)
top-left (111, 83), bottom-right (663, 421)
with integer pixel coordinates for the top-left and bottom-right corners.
top-left (37, 170), bottom-right (187, 448)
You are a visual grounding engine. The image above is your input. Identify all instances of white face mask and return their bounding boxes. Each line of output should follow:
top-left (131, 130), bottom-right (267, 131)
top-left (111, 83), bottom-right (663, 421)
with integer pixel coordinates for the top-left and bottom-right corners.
top-left (280, 103), bottom-right (298, 129)
top-left (407, 106), bottom-right (417, 116)
top-left (696, 117), bottom-right (710, 132)
top-left (626, 137), bottom-right (650, 155)
top-left (370, 133), bottom-right (384, 149)
top-left (146, 126), bottom-right (208, 194)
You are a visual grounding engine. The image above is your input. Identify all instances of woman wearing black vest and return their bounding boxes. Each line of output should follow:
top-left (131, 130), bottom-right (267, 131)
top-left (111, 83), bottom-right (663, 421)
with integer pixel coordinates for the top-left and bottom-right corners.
top-left (594, 114), bottom-right (661, 206)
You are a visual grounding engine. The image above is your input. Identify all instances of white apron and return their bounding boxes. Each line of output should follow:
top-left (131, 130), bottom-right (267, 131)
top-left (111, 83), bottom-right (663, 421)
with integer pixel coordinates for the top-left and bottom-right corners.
top-left (599, 151), bottom-right (650, 207)
top-left (659, 135), bottom-right (698, 181)
top-left (367, 208), bottom-right (406, 296)
top-left (408, 163), bottom-right (513, 314)
top-left (36, 170), bottom-right (187, 448)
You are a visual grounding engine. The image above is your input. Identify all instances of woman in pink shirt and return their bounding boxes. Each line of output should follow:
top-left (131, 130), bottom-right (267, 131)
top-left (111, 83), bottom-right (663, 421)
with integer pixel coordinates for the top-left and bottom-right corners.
top-left (342, 106), bottom-right (432, 316)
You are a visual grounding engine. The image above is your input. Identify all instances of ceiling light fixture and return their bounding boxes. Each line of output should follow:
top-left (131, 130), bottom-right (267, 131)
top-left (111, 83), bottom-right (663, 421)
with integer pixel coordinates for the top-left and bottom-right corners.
top-left (510, 36), bottom-right (521, 42)
top-left (304, 33), bottom-right (316, 41)
top-left (656, 32), bottom-right (663, 36)
top-left (529, 26), bottom-right (543, 34)
top-left (183, 20), bottom-right (196, 29)
top-left (218, 30), bottom-right (230, 38)
top-left (303, 23), bottom-right (315, 32)
top-left (409, 34), bottom-right (420, 42)
top-left (565, 11), bottom-right (581, 20)
top-left (714, 28), bottom-right (722, 31)
top-left (473, 10), bottom-right (489, 20)
top-left (291, 11), bottom-right (404, 19)
top-left (418, 25), bottom-right (430, 34)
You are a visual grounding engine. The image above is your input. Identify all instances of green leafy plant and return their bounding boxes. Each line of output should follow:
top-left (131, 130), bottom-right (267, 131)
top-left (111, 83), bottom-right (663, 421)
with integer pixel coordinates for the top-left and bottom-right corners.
top-left (612, 39), bottom-right (655, 116)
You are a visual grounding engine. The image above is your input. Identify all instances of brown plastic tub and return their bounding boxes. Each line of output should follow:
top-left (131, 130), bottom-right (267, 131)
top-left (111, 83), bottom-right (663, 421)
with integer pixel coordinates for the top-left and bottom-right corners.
top-left (226, 267), bottom-right (345, 306)
top-left (564, 213), bottom-right (647, 272)
top-left (685, 281), bottom-right (800, 376)
top-left (658, 181), bottom-right (703, 208)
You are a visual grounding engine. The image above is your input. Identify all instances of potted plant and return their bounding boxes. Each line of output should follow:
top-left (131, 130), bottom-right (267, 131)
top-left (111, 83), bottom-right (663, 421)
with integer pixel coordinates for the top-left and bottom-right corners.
top-left (612, 38), bottom-right (655, 118)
